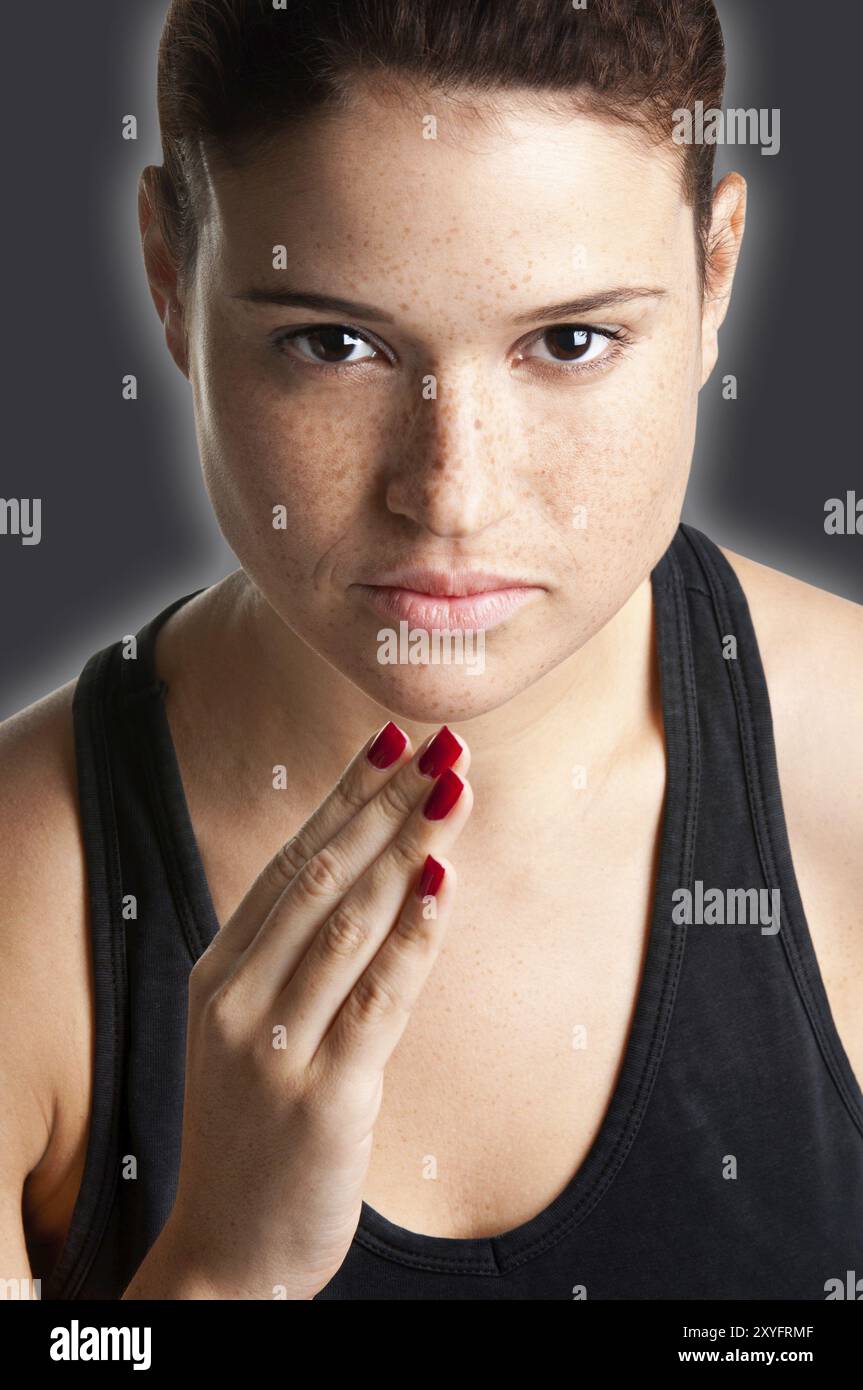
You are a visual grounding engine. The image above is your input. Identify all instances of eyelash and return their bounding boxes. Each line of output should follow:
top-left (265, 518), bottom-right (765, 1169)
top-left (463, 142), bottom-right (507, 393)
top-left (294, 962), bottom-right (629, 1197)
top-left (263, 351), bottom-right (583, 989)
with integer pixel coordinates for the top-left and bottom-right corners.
top-left (270, 323), bottom-right (632, 378)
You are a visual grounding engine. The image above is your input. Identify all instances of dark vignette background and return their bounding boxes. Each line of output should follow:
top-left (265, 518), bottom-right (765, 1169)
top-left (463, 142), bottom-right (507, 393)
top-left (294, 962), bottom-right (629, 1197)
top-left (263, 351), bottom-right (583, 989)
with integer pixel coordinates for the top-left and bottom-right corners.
top-left (1, 0), bottom-right (860, 717)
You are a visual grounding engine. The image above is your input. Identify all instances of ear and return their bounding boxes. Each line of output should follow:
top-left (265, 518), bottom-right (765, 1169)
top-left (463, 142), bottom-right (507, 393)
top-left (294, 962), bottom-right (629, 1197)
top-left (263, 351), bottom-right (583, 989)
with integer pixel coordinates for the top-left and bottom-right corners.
top-left (138, 167), bottom-right (190, 380)
top-left (699, 172), bottom-right (747, 388)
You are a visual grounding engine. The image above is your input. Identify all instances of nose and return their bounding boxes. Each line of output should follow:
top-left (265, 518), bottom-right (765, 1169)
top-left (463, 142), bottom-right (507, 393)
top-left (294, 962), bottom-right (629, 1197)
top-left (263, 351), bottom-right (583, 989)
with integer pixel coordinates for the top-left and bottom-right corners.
top-left (385, 363), bottom-right (517, 538)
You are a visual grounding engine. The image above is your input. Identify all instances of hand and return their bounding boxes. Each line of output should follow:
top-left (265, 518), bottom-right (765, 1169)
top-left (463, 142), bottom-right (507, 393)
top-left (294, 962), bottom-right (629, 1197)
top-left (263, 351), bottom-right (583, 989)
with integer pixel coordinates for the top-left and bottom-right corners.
top-left (155, 722), bottom-right (472, 1299)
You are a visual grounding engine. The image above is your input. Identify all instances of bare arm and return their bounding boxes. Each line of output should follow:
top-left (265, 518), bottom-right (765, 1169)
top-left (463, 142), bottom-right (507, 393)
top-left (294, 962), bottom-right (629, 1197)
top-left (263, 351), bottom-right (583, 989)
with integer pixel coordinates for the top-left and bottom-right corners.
top-left (0, 684), bottom-right (88, 1299)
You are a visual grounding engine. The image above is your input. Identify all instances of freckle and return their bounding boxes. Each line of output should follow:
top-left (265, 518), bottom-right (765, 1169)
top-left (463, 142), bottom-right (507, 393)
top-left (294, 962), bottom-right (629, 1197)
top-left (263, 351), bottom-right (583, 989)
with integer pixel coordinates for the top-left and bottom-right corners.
top-left (474, 419), bottom-right (482, 430)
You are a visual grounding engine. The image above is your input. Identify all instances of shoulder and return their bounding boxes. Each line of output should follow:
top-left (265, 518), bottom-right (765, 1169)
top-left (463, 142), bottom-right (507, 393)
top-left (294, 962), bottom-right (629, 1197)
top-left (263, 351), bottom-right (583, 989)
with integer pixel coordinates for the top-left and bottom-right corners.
top-left (0, 681), bottom-right (92, 1219)
top-left (719, 544), bottom-right (863, 1086)
top-left (0, 679), bottom-right (84, 914)
top-left (718, 544), bottom-right (862, 820)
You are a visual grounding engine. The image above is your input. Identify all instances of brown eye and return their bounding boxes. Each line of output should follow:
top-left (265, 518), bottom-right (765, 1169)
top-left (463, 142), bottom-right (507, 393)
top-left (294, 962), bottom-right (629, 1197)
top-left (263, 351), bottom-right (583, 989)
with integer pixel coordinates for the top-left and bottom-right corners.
top-left (278, 326), bottom-right (379, 365)
top-left (523, 325), bottom-right (615, 367)
top-left (545, 327), bottom-right (591, 360)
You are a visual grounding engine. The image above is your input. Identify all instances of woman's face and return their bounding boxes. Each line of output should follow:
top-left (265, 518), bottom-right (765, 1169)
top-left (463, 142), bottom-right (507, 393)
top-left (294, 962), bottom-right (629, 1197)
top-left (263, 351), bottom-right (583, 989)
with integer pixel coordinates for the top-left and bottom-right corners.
top-left (175, 84), bottom-right (734, 721)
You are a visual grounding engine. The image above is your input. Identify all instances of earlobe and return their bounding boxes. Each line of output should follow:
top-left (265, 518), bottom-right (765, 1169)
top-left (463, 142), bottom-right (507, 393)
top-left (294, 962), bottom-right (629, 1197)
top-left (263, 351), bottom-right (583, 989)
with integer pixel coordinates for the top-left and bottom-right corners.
top-left (138, 166), bottom-right (191, 381)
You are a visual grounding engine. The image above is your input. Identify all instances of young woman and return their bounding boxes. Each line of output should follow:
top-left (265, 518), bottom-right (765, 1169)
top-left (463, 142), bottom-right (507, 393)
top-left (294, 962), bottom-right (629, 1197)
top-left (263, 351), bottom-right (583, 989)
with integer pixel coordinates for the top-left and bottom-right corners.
top-left (2, 0), bottom-right (861, 1301)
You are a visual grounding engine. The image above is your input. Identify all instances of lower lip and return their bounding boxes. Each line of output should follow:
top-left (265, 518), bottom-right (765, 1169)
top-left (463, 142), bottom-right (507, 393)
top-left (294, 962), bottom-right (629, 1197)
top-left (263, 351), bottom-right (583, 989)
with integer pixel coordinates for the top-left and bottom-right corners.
top-left (355, 584), bottom-right (543, 631)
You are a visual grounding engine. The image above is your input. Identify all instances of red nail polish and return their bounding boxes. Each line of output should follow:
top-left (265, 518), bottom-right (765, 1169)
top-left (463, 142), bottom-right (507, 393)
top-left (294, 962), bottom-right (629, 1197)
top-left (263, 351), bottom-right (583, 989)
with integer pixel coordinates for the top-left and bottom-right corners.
top-left (418, 725), bottom-right (461, 778)
top-left (422, 768), bottom-right (464, 821)
top-left (367, 721), bottom-right (407, 769)
top-left (417, 855), bottom-right (445, 899)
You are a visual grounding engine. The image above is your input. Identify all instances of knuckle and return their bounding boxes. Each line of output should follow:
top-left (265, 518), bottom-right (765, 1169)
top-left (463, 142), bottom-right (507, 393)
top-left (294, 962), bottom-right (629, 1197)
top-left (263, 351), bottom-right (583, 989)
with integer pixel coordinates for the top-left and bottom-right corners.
top-left (377, 774), bottom-right (415, 826)
top-left (188, 953), bottom-right (216, 998)
top-left (319, 901), bottom-right (371, 959)
top-left (388, 830), bottom-right (426, 877)
top-left (348, 968), bottom-right (405, 1027)
top-left (202, 977), bottom-right (248, 1041)
top-left (271, 835), bottom-right (309, 886)
top-left (336, 772), bottom-right (369, 816)
top-left (390, 907), bottom-right (438, 956)
top-left (297, 846), bottom-right (345, 902)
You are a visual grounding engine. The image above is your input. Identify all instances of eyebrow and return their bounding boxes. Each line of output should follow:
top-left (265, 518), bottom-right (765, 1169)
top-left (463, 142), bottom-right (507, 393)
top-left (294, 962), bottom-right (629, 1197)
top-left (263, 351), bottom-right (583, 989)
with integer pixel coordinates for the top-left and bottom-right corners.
top-left (510, 287), bottom-right (667, 324)
top-left (232, 285), bottom-right (667, 324)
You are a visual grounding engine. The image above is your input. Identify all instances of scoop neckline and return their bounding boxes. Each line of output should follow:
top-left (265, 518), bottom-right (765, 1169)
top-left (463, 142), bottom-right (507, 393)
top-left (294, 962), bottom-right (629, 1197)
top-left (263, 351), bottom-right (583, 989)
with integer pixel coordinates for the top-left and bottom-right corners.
top-left (132, 531), bottom-right (699, 1277)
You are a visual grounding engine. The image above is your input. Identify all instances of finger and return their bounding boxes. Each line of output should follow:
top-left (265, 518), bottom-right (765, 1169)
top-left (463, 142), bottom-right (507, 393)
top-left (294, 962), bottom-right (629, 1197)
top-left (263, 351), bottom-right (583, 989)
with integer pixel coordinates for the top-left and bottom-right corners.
top-left (205, 721), bottom-right (463, 965)
top-left (316, 853), bottom-right (457, 1077)
top-left (265, 768), bottom-right (473, 1049)
top-left (212, 724), bottom-right (396, 954)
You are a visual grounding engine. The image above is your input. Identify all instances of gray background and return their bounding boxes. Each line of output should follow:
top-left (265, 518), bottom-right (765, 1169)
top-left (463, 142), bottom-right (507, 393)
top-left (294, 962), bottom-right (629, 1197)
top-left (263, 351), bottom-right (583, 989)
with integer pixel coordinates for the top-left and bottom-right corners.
top-left (1, 0), bottom-right (860, 718)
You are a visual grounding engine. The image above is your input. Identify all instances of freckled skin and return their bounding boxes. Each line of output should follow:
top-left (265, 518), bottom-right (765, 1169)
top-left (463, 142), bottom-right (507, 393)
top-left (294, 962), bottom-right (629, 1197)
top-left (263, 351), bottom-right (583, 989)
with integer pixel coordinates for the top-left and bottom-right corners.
top-left (162, 81), bottom-right (744, 725)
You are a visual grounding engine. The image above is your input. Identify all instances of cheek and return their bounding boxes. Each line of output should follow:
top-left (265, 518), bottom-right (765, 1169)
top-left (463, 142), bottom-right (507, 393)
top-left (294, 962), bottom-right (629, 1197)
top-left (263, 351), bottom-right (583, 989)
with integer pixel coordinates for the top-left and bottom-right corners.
top-left (527, 320), bottom-right (699, 597)
top-left (191, 322), bottom-right (393, 582)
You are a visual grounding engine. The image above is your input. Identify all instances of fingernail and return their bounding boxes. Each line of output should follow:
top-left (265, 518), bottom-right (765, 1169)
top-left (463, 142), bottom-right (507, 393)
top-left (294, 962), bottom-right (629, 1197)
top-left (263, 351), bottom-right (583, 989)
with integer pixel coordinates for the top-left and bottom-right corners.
top-left (417, 855), bottom-right (445, 899)
top-left (418, 725), bottom-right (461, 778)
top-left (422, 768), bottom-right (464, 821)
top-left (367, 721), bottom-right (407, 769)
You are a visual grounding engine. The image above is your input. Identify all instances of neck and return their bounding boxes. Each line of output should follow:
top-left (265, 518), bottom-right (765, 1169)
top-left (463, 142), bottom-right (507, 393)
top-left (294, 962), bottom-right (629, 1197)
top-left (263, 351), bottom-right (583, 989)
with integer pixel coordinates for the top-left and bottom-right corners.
top-left (157, 566), bottom-right (662, 845)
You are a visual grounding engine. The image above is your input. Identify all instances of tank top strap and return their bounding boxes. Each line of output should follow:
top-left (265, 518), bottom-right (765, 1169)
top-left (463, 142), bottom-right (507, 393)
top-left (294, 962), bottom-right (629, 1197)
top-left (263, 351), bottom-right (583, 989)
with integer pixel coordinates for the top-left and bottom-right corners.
top-left (670, 523), bottom-right (863, 1137)
top-left (43, 637), bottom-right (129, 1299)
top-left (44, 588), bottom-right (207, 1299)
top-left (118, 590), bottom-right (205, 698)
top-left (113, 589), bottom-right (218, 963)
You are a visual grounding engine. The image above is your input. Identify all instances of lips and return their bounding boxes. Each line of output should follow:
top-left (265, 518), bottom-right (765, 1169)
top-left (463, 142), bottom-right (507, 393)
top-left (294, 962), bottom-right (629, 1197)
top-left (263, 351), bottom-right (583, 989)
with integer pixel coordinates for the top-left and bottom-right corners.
top-left (354, 571), bottom-right (543, 633)
top-left (358, 567), bottom-right (538, 598)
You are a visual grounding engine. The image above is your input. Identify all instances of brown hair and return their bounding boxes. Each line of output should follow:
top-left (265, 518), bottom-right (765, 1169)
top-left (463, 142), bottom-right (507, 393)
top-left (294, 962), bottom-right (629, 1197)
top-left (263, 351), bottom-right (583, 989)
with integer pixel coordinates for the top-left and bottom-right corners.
top-left (154, 0), bottom-right (726, 289)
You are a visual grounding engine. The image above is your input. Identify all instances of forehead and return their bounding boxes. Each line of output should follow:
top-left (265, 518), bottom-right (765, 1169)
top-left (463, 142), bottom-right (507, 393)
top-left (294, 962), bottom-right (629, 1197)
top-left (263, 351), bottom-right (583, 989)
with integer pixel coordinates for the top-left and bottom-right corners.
top-left (197, 83), bottom-right (693, 298)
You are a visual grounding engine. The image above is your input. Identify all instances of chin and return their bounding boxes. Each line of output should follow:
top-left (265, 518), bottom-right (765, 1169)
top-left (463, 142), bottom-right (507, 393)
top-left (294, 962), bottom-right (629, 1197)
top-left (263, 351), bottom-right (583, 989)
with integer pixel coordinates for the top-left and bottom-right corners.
top-left (351, 661), bottom-right (526, 725)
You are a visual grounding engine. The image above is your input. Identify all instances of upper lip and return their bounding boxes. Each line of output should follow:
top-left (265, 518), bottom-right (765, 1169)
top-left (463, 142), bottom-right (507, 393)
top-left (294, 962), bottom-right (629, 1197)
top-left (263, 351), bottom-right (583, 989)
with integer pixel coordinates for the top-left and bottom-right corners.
top-left (357, 568), bottom-right (542, 597)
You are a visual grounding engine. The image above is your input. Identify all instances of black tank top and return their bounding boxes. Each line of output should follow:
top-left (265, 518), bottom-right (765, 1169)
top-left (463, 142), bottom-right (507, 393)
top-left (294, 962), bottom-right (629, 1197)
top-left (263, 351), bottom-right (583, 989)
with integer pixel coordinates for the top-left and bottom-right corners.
top-left (42, 524), bottom-right (863, 1300)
